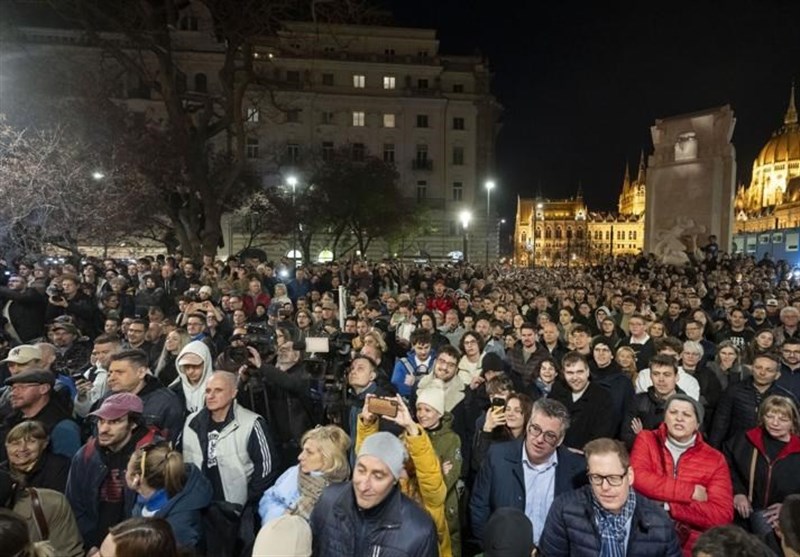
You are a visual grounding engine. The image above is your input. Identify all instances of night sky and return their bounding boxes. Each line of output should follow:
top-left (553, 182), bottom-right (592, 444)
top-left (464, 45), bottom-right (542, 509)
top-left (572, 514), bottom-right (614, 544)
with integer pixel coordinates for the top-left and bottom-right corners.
top-left (387, 0), bottom-right (800, 218)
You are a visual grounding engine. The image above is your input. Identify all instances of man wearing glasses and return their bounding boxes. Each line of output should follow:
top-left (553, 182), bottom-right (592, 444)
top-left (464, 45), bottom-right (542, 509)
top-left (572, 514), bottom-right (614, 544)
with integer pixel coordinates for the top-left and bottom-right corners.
top-left (540, 438), bottom-right (681, 556)
top-left (470, 398), bottom-right (585, 546)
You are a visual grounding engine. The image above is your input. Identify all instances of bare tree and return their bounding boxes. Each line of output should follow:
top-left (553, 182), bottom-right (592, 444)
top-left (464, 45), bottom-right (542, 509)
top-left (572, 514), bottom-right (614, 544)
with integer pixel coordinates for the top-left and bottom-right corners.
top-left (0, 117), bottom-right (160, 256)
top-left (5, 0), bottom-right (388, 258)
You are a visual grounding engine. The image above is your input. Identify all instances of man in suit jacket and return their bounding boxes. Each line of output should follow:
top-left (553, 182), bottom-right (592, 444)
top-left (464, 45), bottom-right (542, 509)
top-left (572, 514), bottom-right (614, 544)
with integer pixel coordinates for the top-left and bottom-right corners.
top-left (470, 397), bottom-right (587, 546)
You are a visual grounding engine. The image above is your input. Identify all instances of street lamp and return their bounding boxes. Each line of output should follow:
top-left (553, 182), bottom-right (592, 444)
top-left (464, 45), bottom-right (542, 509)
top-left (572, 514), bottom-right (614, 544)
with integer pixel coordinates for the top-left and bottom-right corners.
top-left (484, 180), bottom-right (495, 266)
top-left (459, 210), bottom-right (472, 263)
top-left (92, 171), bottom-right (105, 180)
top-left (287, 175), bottom-right (298, 269)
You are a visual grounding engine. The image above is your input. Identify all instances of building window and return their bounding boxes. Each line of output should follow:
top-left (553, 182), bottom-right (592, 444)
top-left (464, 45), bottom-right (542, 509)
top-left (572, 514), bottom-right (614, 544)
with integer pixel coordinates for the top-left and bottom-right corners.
top-left (322, 141), bottom-right (334, 162)
top-left (352, 142), bottom-right (365, 161)
top-left (453, 83), bottom-right (464, 93)
top-left (352, 111), bottom-right (365, 127)
top-left (416, 114), bottom-right (429, 128)
top-left (384, 48), bottom-right (395, 57)
top-left (452, 146), bottom-right (464, 165)
top-left (417, 51), bottom-right (429, 60)
top-left (246, 107), bottom-right (260, 123)
top-left (286, 143), bottom-right (300, 164)
top-left (178, 15), bottom-right (198, 31)
top-left (555, 227), bottom-right (562, 240)
top-left (452, 182), bottom-right (463, 201)
top-left (322, 73), bottom-right (334, 86)
top-left (383, 76), bottom-right (396, 89)
top-left (415, 144), bottom-right (428, 164)
top-left (417, 78), bottom-right (429, 90)
top-left (383, 114), bottom-right (395, 128)
top-left (453, 117), bottom-right (465, 130)
top-left (246, 137), bottom-right (259, 159)
top-left (286, 70), bottom-right (300, 83)
top-left (194, 73), bottom-right (207, 93)
top-left (577, 229), bottom-right (584, 240)
top-left (417, 180), bottom-right (427, 202)
top-left (545, 228), bottom-right (552, 240)
top-left (286, 109), bottom-right (300, 123)
top-left (383, 143), bottom-right (395, 163)
top-left (353, 74), bottom-right (366, 88)
top-left (321, 111), bottom-right (334, 125)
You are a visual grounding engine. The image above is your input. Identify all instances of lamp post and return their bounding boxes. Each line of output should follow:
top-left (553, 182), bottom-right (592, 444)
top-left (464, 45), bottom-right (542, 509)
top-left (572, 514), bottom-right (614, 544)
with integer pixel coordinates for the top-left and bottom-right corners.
top-left (460, 209), bottom-right (472, 263)
top-left (287, 175), bottom-right (298, 269)
top-left (484, 180), bottom-right (495, 266)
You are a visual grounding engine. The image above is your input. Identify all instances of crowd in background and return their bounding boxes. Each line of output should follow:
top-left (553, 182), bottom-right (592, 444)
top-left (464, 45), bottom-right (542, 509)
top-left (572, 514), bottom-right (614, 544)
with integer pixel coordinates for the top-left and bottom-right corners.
top-left (1, 246), bottom-right (800, 557)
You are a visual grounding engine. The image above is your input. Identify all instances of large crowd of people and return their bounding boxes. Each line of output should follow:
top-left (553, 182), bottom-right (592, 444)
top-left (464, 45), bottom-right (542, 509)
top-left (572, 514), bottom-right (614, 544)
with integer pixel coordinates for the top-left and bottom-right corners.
top-left (1, 248), bottom-right (800, 557)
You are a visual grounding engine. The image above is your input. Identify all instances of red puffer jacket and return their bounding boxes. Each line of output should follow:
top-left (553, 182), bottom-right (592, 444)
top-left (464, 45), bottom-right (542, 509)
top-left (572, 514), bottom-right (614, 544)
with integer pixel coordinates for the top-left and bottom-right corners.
top-left (631, 423), bottom-right (733, 557)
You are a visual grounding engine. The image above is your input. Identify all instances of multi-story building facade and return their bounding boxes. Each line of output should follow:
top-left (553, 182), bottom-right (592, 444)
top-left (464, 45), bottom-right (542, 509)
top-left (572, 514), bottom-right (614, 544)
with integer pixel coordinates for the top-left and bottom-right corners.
top-left (8, 5), bottom-right (502, 262)
top-left (513, 159), bottom-right (646, 266)
top-left (230, 21), bottom-right (503, 261)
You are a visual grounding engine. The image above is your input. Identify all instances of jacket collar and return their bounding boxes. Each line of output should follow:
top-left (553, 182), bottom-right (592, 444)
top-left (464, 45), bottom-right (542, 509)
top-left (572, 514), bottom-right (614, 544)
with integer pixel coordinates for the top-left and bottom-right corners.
top-left (745, 426), bottom-right (800, 460)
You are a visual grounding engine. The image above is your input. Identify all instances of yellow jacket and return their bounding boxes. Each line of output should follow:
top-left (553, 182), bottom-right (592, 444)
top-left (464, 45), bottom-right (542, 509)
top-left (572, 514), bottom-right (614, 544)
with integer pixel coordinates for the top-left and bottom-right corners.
top-left (357, 417), bottom-right (452, 557)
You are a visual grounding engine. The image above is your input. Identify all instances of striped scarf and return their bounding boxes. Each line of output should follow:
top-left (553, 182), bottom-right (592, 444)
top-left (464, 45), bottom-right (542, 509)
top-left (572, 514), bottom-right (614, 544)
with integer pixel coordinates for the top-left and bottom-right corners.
top-left (592, 487), bottom-right (636, 557)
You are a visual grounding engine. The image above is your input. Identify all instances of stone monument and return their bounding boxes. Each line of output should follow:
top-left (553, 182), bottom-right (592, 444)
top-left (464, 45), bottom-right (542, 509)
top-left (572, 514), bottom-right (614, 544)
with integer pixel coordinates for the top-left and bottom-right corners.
top-left (644, 105), bottom-right (737, 262)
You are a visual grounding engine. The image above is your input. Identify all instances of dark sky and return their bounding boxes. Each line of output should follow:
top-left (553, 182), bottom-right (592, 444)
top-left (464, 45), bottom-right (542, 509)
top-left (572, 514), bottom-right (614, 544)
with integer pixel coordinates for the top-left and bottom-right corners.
top-left (387, 0), bottom-right (800, 218)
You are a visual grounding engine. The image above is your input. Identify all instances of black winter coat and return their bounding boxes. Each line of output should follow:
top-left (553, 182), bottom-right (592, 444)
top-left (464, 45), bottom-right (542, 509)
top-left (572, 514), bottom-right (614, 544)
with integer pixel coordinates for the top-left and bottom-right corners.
top-left (723, 426), bottom-right (800, 510)
top-left (620, 386), bottom-right (686, 449)
top-left (310, 483), bottom-right (439, 557)
top-left (0, 285), bottom-right (46, 342)
top-left (539, 485), bottom-right (682, 557)
top-left (550, 381), bottom-right (616, 451)
top-left (709, 378), bottom-right (797, 448)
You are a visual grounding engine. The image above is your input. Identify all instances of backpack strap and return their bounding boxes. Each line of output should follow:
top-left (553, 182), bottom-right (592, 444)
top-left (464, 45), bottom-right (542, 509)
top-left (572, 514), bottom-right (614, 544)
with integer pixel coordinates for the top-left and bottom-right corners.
top-left (747, 446), bottom-right (758, 503)
top-left (28, 488), bottom-right (49, 540)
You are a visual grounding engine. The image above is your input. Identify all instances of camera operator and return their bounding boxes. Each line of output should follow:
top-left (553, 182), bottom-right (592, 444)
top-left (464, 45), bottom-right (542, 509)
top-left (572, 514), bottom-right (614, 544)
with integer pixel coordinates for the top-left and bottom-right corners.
top-left (241, 338), bottom-right (316, 473)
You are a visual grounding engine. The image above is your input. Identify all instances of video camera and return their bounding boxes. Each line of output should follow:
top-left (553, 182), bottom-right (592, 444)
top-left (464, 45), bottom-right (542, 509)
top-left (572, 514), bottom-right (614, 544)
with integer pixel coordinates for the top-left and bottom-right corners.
top-left (224, 322), bottom-right (276, 366)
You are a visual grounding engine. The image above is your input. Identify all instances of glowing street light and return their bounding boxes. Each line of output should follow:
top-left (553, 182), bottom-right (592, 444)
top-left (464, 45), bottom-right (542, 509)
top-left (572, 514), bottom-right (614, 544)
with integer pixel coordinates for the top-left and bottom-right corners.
top-left (287, 175), bottom-right (299, 269)
top-left (92, 171), bottom-right (105, 180)
top-left (459, 210), bottom-right (472, 262)
top-left (485, 180), bottom-right (496, 266)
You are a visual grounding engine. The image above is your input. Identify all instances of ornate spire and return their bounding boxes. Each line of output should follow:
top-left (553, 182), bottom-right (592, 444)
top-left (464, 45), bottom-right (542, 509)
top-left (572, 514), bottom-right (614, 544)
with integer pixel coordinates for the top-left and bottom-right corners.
top-left (637, 150), bottom-right (646, 183)
top-left (622, 162), bottom-right (631, 191)
top-left (786, 81), bottom-right (798, 125)
top-left (576, 182), bottom-right (583, 199)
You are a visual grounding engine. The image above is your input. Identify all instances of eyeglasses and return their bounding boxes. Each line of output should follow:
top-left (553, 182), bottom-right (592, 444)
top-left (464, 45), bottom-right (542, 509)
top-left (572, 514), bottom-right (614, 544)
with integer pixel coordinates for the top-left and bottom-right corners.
top-left (587, 468), bottom-right (628, 487)
top-left (526, 423), bottom-right (560, 446)
top-left (437, 358), bottom-right (458, 369)
top-left (764, 413), bottom-right (791, 424)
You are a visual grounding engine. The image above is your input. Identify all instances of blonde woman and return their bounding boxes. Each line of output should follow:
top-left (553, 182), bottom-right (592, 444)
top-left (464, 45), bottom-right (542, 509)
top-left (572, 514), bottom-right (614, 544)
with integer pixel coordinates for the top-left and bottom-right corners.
top-left (258, 425), bottom-right (351, 524)
top-left (126, 442), bottom-right (213, 549)
top-left (615, 345), bottom-right (639, 384)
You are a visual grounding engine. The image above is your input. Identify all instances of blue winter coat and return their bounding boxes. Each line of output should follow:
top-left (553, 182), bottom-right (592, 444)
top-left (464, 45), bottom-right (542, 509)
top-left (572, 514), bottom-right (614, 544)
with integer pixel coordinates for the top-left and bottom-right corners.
top-left (539, 485), bottom-right (682, 557)
top-left (310, 482), bottom-right (439, 557)
top-left (130, 464), bottom-right (212, 549)
top-left (470, 439), bottom-right (586, 542)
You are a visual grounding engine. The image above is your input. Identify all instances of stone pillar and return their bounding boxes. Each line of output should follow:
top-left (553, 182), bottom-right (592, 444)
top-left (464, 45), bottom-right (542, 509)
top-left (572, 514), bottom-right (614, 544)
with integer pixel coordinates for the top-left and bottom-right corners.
top-left (645, 105), bottom-right (737, 261)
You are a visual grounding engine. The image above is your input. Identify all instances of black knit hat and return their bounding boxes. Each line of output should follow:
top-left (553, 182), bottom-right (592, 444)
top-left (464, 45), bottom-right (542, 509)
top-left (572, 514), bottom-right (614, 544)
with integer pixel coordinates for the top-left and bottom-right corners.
top-left (481, 353), bottom-right (505, 374)
top-left (484, 507), bottom-right (534, 557)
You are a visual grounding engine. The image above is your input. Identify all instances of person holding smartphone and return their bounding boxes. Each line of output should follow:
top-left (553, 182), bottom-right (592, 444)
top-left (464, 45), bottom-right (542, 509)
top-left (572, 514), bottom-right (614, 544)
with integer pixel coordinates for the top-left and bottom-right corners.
top-left (358, 393), bottom-right (452, 557)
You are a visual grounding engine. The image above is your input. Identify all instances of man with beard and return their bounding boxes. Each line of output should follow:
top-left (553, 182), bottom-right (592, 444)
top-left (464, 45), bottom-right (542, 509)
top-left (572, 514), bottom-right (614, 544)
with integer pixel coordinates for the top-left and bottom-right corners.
top-left (0, 273), bottom-right (46, 343)
top-left (65, 393), bottom-right (159, 550)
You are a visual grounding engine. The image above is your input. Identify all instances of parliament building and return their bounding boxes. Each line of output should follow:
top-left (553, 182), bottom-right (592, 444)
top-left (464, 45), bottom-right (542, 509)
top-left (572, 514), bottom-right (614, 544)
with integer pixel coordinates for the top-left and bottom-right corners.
top-left (513, 154), bottom-right (646, 266)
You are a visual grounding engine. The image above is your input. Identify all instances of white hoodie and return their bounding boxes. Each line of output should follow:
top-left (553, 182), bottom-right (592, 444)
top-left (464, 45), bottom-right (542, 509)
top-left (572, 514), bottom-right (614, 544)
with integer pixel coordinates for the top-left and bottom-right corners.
top-left (174, 340), bottom-right (214, 413)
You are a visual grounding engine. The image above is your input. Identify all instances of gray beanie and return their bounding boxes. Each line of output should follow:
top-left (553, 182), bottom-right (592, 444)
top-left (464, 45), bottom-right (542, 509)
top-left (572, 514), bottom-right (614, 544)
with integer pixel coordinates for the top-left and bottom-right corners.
top-left (357, 432), bottom-right (407, 480)
top-left (665, 393), bottom-right (704, 427)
